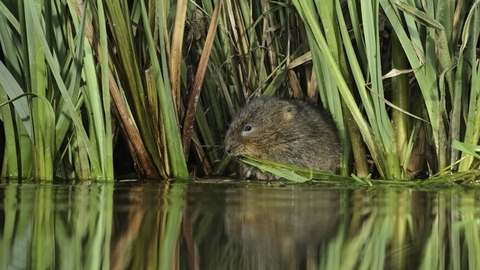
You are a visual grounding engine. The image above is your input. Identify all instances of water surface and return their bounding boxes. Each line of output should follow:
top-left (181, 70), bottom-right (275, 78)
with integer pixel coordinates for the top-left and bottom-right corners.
top-left (0, 179), bottom-right (479, 269)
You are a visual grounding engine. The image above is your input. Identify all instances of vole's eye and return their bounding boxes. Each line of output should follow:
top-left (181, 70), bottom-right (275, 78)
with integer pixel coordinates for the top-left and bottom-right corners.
top-left (241, 125), bottom-right (254, 136)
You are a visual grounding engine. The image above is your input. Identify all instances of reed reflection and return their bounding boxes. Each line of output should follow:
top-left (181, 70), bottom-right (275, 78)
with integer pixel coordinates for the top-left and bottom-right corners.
top-left (0, 182), bottom-right (479, 269)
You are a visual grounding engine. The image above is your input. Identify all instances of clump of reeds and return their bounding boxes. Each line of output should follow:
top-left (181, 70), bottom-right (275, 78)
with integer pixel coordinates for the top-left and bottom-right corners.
top-left (0, 0), bottom-right (479, 182)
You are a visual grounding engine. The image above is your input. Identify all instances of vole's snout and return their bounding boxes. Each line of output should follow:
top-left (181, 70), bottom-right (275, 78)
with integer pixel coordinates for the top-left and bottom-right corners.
top-left (224, 139), bottom-right (232, 155)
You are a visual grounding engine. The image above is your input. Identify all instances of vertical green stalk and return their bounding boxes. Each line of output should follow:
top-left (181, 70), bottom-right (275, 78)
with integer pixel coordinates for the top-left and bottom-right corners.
top-left (315, 0), bottom-right (351, 176)
top-left (140, 0), bottom-right (189, 180)
top-left (82, 43), bottom-right (103, 178)
top-left (170, 0), bottom-right (188, 112)
top-left (23, 0), bottom-right (49, 180)
top-left (97, 0), bottom-right (114, 180)
top-left (380, 0), bottom-right (446, 172)
top-left (338, 1), bottom-right (372, 177)
top-left (458, 1), bottom-right (480, 172)
top-left (104, 0), bottom-right (162, 175)
top-left (391, 32), bottom-right (410, 169)
top-left (361, 0), bottom-right (400, 179)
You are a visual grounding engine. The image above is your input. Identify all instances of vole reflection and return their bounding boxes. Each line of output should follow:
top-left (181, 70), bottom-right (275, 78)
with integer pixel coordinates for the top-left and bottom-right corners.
top-left (223, 186), bottom-right (341, 269)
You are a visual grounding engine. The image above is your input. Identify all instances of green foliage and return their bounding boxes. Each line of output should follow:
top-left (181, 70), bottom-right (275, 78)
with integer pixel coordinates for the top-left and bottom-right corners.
top-left (291, 0), bottom-right (480, 180)
top-left (0, 0), bottom-right (191, 180)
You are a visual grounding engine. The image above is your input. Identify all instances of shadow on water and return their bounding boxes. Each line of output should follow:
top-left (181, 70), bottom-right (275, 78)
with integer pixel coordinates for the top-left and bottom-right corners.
top-left (0, 179), bottom-right (479, 269)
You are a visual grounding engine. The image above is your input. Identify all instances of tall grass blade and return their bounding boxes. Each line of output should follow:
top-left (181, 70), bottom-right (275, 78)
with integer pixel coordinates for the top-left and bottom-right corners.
top-left (103, 0), bottom-right (162, 179)
top-left (182, 0), bottom-right (223, 160)
top-left (139, 0), bottom-right (189, 180)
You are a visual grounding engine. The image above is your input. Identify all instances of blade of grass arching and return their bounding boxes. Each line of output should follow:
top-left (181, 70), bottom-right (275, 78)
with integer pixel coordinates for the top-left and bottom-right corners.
top-left (139, 0), bottom-right (189, 180)
top-left (182, 0), bottom-right (223, 159)
top-left (239, 156), bottom-right (350, 182)
top-left (240, 157), bottom-right (311, 183)
top-left (3, 94), bottom-right (56, 180)
top-left (452, 140), bottom-right (480, 160)
top-left (0, 88), bottom-right (20, 178)
top-left (0, 62), bottom-right (34, 178)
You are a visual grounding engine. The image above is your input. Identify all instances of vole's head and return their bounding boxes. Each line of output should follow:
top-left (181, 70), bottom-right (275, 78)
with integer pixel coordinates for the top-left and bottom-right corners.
top-left (224, 96), bottom-right (298, 158)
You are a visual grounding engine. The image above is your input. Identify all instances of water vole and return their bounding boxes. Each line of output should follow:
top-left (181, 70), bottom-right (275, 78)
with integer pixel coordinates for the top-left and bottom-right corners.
top-left (224, 96), bottom-right (341, 180)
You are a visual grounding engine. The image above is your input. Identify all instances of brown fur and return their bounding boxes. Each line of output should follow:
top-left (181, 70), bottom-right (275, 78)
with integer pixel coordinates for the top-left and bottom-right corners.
top-left (224, 96), bottom-right (341, 180)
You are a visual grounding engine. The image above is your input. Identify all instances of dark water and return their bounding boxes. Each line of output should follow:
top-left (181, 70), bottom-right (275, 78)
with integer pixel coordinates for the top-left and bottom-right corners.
top-left (0, 179), bottom-right (479, 269)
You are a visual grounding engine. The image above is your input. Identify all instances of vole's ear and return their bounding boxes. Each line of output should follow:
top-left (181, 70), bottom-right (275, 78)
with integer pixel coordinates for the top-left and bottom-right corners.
top-left (282, 103), bottom-right (297, 121)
